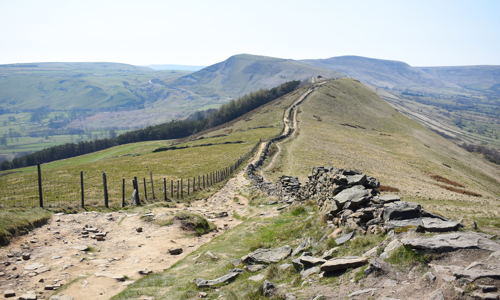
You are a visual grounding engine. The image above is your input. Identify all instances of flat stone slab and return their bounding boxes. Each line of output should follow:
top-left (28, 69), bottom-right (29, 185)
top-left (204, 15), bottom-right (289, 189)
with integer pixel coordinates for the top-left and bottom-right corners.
top-left (383, 202), bottom-right (421, 221)
top-left (453, 269), bottom-right (500, 281)
top-left (349, 288), bottom-right (378, 297)
top-left (299, 256), bottom-right (326, 267)
top-left (245, 245), bottom-right (291, 264)
top-left (379, 194), bottom-right (400, 203)
top-left (196, 271), bottom-right (241, 287)
top-left (333, 186), bottom-right (369, 206)
top-left (320, 256), bottom-right (368, 272)
top-left (421, 218), bottom-right (460, 232)
top-left (335, 231), bottom-right (354, 245)
top-left (248, 274), bottom-right (265, 282)
top-left (300, 266), bottom-right (320, 279)
top-left (24, 263), bottom-right (44, 270)
top-left (94, 271), bottom-right (125, 281)
top-left (402, 232), bottom-right (500, 252)
top-left (385, 218), bottom-right (422, 230)
top-left (73, 245), bottom-right (89, 251)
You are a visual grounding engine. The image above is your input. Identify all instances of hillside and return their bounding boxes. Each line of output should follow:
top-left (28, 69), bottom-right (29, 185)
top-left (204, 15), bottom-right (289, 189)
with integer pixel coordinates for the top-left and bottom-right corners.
top-left (170, 54), bottom-right (345, 96)
top-left (265, 79), bottom-right (500, 226)
top-left (300, 56), bottom-right (500, 149)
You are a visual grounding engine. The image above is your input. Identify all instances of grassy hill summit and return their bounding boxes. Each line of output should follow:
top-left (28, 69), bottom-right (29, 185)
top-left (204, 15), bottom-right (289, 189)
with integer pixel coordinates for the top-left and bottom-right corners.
top-left (170, 54), bottom-right (345, 96)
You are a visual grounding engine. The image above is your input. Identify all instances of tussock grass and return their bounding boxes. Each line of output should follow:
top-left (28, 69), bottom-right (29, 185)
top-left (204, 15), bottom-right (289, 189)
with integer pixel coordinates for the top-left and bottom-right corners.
top-left (174, 211), bottom-right (216, 236)
top-left (386, 245), bottom-right (430, 270)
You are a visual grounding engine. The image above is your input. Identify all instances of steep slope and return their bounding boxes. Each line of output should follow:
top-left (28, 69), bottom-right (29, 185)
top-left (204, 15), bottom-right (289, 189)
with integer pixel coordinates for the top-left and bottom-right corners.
top-left (299, 55), bottom-right (455, 89)
top-left (418, 65), bottom-right (500, 88)
top-left (267, 78), bottom-right (500, 226)
top-left (169, 54), bottom-right (345, 96)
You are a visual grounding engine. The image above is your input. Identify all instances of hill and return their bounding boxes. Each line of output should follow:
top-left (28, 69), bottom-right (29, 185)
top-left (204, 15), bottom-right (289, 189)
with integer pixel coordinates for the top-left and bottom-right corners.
top-left (169, 54), bottom-right (345, 96)
top-left (300, 56), bottom-right (500, 149)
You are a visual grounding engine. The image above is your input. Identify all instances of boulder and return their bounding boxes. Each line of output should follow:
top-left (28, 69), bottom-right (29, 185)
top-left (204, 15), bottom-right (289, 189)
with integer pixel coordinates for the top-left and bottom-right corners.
top-left (402, 232), bottom-right (500, 252)
top-left (346, 175), bottom-right (366, 186)
top-left (385, 218), bottom-right (423, 230)
top-left (453, 269), bottom-right (500, 281)
top-left (262, 280), bottom-right (275, 297)
top-left (300, 266), bottom-right (320, 279)
top-left (4, 290), bottom-right (16, 298)
top-left (292, 240), bottom-right (311, 257)
top-left (299, 256), bottom-right (326, 268)
top-left (196, 269), bottom-right (243, 288)
top-left (168, 248), bottom-right (183, 255)
top-left (364, 258), bottom-right (391, 275)
top-left (73, 245), bottom-right (89, 252)
top-left (245, 245), bottom-right (291, 264)
top-left (322, 247), bottom-right (339, 260)
top-left (320, 256), bottom-right (368, 272)
top-left (382, 202), bottom-right (421, 220)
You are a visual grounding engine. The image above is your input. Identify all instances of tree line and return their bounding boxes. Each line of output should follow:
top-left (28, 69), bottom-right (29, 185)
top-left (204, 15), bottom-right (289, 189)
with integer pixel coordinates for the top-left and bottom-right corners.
top-left (460, 143), bottom-right (500, 165)
top-left (0, 80), bottom-right (300, 170)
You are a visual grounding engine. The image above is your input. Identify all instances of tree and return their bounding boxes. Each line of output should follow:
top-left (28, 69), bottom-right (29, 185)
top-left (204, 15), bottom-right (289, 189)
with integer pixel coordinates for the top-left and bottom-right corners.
top-left (109, 129), bottom-right (117, 139)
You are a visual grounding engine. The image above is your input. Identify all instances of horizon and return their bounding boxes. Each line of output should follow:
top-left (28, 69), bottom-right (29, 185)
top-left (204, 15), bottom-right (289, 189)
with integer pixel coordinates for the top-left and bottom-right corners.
top-left (1, 0), bottom-right (499, 67)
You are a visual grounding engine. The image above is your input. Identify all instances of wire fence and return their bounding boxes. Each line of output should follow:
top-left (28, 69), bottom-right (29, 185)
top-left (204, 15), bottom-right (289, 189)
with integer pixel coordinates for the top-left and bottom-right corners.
top-left (0, 140), bottom-right (261, 209)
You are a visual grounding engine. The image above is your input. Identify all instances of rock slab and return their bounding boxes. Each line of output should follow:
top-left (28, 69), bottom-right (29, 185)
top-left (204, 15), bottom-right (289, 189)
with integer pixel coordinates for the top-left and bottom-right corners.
top-left (245, 245), bottom-right (292, 264)
top-left (320, 256), bottom-right (368, 272)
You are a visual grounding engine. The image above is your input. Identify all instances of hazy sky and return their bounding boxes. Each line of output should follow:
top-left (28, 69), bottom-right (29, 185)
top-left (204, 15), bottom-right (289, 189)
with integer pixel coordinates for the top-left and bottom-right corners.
top-left (1, 0), bottom-right (499, 67)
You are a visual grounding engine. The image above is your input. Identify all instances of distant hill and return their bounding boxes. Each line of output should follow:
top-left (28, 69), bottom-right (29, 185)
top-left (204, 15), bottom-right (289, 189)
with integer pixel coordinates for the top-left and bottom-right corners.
top-left (143, 64), bottom-right (205, 71)
top-left (417, 65), bottom-right (500, 89)
top-left (299, 55), bottom-right (457, 90)
top-left (169, 54), bottom-right (345, 97)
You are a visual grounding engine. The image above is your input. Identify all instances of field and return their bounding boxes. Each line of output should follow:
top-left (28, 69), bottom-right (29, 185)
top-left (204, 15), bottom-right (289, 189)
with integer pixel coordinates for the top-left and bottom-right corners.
top-left (0, 86), bottom-right (303, 209)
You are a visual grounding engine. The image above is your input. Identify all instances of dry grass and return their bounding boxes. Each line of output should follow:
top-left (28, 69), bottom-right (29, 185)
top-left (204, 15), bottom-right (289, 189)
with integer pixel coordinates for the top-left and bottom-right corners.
top-left (435, 184), bottom-right (482, 197)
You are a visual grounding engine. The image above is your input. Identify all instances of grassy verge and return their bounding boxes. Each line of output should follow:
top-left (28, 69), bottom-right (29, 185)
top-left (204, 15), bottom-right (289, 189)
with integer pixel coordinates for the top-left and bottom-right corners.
top-left (0, 208), bottom-right (52, 245)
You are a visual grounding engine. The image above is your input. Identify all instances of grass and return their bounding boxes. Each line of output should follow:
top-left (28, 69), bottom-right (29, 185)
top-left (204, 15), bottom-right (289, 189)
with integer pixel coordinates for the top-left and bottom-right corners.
top-left (385, 245), bottom-right (430, 270)
top-left (0, 208), bottom-right (51, 245)
top-left (173, 211), bottom-right (216, 236)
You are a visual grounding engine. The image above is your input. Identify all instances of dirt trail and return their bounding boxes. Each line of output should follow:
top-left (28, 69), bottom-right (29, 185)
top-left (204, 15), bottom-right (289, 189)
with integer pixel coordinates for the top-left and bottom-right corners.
top-left (0, 141), bottom-right (268, 300)
top-left (261, 82), bottom-right (326, 181)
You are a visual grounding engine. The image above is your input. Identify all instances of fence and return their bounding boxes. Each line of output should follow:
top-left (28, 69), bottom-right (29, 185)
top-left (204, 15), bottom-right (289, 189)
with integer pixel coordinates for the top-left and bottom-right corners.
top-left (0, 140), bottom-right (261, 209)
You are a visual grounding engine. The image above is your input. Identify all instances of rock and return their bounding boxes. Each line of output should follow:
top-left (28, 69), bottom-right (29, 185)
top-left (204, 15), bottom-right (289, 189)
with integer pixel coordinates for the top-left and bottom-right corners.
top-left (379, 194), bottom-right (400, 203)
top-left (335, 231), bottom-right (354, 245)
top-left (471, 292), bottom-right (499, 300)
top-left (245, 245), bottom-right (292, 264)
top-left (330, 228), bottom-right (343, 238)
top-left (383, 279), bottom-right (397, 287)
top-left (382, 202), bottom-right (421, 220)
top-left (49, 296), bottom-right (74, 300)
top-left (421, 218), bottom-right (461, 232)
top-left (279, 263), bottom-right (292, 270)
top-left (453, 269), bottom-right (500, 281)
top-left (138, 268), bottom-right (153, 275)
top-left (364, 258), bottom-right (391, 275)
top-left (199, 292), bottom-right (207, 298)
top-left (19, 294), bottom-right (37, 300)
top-left (262, 280), bottom-right (275, 297)
top-left (292, 240), bottom-right (311, 256)
top-left (231, 258), bottom-right (242, 267)
top-left (402, 232), bottom-right (500, 252)
top-left (22, 253), bottom-right (31, 260)
top-left (292, 258), bottom-right (304, 271)
top-left (346, 174), bottom-right (366, 186)
top-left (196, 270), bottom-right (241, 287)
top-left (248, 274), bottom-right (266, 282)
top-left (4, 290), bottom-right (16, 298)
top-left (332, 186), bottom-right (370, 207)
top-left (51, 256), bottom-right (62, 260)
top-left (348, 288), bottom-right (378, 297)
top-left (73, 245), bottom-right (89, 251)
top-left (384, 240), bottom-right (402, 255)
top-left (245, 265), bottom-right (266, 272)
top-left (385, 218), bottom-right (423, 230)
top-left (168, 248), bottom-right (183, 255)
top-left (94, 271), bottom-right (125, 281)
top-left (136, 227), bottom-right (143, 232)
top-left (320, 256), bottom-right (368, 272)
top-left (24, 263), bottom-right (44, 270)
top-left (299, 256), bottom-right (326, 268)
top-left (460, 218), bottom-right (478, 230)
top-left (423, 272), bottom-right (436, 282)
top-left (300, 266), bottom-right (320, 279)
top-left (322, 247), bottom-right (339, 260)
top-left (0, 272), bottom-right (4, 276)
top-left (204, 251), bottom-right (217, 260)
top-left (430, 291), bottom-right (445, 300)
top-left (45, 285), bottom-right (54, 290)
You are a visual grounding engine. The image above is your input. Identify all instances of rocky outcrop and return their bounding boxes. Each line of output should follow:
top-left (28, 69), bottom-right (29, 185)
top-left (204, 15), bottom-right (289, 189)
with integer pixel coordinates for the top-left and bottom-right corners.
top-left (243, 245), bottom-right (292, 264)
top-left (196, 269), bottom-right (243, 288)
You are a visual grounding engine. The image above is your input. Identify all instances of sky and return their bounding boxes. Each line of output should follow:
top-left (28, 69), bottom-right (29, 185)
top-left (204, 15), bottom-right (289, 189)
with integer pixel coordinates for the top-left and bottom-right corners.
top-left (1, 0), bottom-right (499, 67)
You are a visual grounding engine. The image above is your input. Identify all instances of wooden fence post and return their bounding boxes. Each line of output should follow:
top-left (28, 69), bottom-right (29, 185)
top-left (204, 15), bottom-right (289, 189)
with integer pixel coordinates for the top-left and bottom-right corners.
top-left (103, 173), bottom-right (108, 208)
top-left (134, 177), bottom-right (141, 205)
top-left (177, 180), bottom-right (179, 199)
top-left (150, 171), bottom-right (155, 200)
top-left (203, 175), bottom-right (205, 189)
top-left (193, 177), bottom-right (196, 192)
top-left (188, 178), bottom-right (190, 196)
top-left (198, 176), bottom-right (200, 190)
top-left (37, 163), bottom-right (43, 208)
top-left (164, 178), bottom-right (167, 201)
top-left (181, 178), bottom-right (183, 199)
top-left (122, 178), bottom-right (125, 208)
top-left (143, 178), bottom-right (147, 201)
top-left (171, 180), bottom-right (173, 199)
top-left (80, 171), bottom-right (84, 208)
